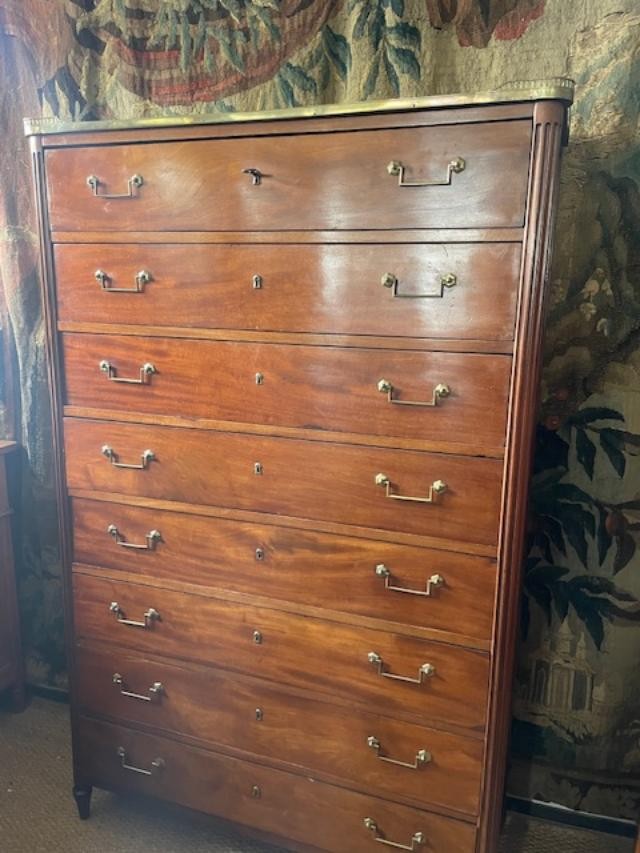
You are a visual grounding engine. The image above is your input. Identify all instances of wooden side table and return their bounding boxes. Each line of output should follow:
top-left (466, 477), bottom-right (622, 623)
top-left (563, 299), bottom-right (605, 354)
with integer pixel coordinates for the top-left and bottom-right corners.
top-left (0, 441), bottom-right (25, 710)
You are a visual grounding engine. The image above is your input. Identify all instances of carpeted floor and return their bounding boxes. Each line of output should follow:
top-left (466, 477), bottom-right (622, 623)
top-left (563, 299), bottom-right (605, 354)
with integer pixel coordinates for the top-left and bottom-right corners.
top-left (0, 697), bottom-right (633, 853)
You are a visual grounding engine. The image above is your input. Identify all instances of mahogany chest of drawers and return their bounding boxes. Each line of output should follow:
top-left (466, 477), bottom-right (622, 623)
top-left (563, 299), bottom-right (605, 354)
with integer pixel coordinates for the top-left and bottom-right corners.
top-left (27, 81), bottom-right (573, 853)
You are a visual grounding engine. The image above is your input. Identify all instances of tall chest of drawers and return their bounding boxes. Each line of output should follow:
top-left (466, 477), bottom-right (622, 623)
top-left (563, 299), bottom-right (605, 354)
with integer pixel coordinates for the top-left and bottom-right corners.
top-left (27, 81), bottom-right (573, 853)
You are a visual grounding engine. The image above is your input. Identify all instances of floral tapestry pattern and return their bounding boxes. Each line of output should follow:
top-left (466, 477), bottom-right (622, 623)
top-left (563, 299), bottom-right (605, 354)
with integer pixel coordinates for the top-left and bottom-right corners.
top-left (1, 0), bottom-right (639, 821)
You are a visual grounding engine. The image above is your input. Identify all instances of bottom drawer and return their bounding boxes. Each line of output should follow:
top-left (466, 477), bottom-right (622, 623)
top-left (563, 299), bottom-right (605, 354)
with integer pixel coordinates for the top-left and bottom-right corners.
top-left (76, 643), bottom-right (483, 816)
top-left (76, 716), bottom-right (477, 853)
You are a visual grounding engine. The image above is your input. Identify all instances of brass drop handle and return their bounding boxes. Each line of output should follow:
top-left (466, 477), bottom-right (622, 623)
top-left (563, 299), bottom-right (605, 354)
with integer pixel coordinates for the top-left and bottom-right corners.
top-left (380, 271), bottom-right (457, 298)
top-left (95, 269), bottom-right (150, 293)
top-left (387, 157), bottom-right (465, 187)
top-left (367, 737), bottom-right (431, 770)
top-left (368, 652), bottom-right (435, 685)
top-left (112, 673), bottom-right (164, 703)
top-left (364, 818), bottom-right (425, 850)
top-left (375, 474), bottom-right (447, 504)
top-left (107, 524), bottom-right (161, 551)
top-left (377, 379), bottom-right (451, 407)
top-left (101, 445), bottom-right (155, 470)
top-left (116, 747), bottom-right (164, 776)
top-left (242, 167), bottom-right (263, 185)
top-left (375, 564), bottom-right (444, 598)
top-left (87, 174), bottom-right (143, 199)
top-left (99, 360), bottom-right (156, 385)
top-left (109, 601), bottom-right (161, 629)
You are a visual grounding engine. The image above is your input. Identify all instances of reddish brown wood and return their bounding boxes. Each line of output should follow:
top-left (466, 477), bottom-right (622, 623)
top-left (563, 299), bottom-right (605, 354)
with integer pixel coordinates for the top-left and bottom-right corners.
top-left (72, 572), bottom-right (489, 734)
top-left (477, 101), bottom-right (567, 853)
top-left (54, 242), bottom-right (521, 343)
top-left (63, 404), bottom-right (505, 458)
top-left (71, 497), bottom-right (497, 647)
top-left (52, 228), bottom-right (523, 244)
top-left (29, 96), bottom-right (570, 851)
top-left (29, 137), bottom-right (91, 798)
top-left (76, 715), bottom-right (478, 853)
top-left (64, 419), bottom-right (503, 547)
top-left (62, 334), bottom-right (510, 454)
top-left (75, 642), bottom-right (484, 817)
top-left (69, 488), bottom-right (498, 559)
top-left (46, 121), bottom-right (531, 232)
top-left (0, 442), bottom-right (25, 711)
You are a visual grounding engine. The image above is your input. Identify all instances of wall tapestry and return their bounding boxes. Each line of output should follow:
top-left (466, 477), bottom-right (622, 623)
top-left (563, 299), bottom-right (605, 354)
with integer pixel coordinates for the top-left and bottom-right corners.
top-left (1, 0), bottom-right (639, 820)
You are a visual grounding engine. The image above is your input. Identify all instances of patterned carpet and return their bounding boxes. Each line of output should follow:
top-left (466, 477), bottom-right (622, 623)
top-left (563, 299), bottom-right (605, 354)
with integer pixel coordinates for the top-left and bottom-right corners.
top-left (0, 697), bottom-right (633, 853)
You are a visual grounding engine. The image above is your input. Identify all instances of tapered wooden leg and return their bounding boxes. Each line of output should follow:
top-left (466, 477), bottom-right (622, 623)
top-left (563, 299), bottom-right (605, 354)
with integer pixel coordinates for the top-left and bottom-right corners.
top-left (73, 784), bottom-right (93, 820)
top-left (635, 825), bottom-right (640, 853)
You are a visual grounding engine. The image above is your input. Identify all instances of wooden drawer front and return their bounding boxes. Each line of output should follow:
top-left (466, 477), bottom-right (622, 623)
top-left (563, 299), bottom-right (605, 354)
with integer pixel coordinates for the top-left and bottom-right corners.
top-left (72, 499), bottom-right (496, 646)
top-left (77, 716), bottom-right (477, 853)
top-left (54, 242), bottom-right (521, 342)
top-left (46, 122), bottom-right (531, 232)
top-left (63, 334), bottom-right (510, 454)
top-left (65, 420), bottom-right (503, 547)
top-left (76, 643), bottom-right (484, 816)
top-left (73, 574), bottom-right (489, 732)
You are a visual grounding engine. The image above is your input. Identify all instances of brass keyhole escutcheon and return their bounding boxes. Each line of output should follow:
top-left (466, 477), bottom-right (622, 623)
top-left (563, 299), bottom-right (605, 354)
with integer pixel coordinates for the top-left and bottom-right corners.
top-left (253, 630), bottom-right (263, 644)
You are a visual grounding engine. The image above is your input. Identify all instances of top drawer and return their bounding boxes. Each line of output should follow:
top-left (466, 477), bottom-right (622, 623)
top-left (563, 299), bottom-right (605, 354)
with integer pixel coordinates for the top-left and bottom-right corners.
top-left (45, 121), bottom-right (532, 232)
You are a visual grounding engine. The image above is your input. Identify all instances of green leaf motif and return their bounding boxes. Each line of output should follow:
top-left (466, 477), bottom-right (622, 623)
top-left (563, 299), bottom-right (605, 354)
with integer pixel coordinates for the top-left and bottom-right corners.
top-left (614, 533), bottom-right (637, 574)
top-left (597, 506), bottom-right (613, 565)
top-left (387, 44), bottom-right (420, 80)
top-left (354, 2), bottom-right (371, 40)
top-left (364, 54), bottom-right (381, 98)
top-left (542, 515), bottom-right (567, 555)
top-left (383, 50), bottom-right (400, 95)
top-left (524, 567), bottom-right (640, 651)
top-left (280, 63), bottom-right (318, 96)
top-left (549, 483), bottom-right (593, 505)
top-left (349, 0), bottom-right (421, 99)
top-left (277, 75), bottom-right (295, 107)
top-left (322, 26), bottom-right (352, 79)
top-left (387, 22), bottom-right (422, 49)
top-left (599, 428), bottom-right (627, 477)
top-left (569, 407), bottom-right (625, 426)
top-left (575, 428), bottom-right (596, 479)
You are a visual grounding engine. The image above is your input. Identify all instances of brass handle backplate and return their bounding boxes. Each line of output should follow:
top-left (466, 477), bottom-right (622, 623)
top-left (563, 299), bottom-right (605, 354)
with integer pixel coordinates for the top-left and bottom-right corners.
top-left (109, 601), bottom-right (161, 629)
top-left (108, 524), bottom-right (161, 551)
top-left (375, 474), bottom-right (447, 504)
top-left (387, 157), bottom-right (465, 187)
top-left (99, 360), bottom-right (156, 385)
top-left (375, 564), bottom-right (444, 598)
top-left (101, 445), bottom-right (155, 470)
top-left (367, 736), bottom-right (431, 770)
top-left (112, 673), bottom-right (164, 703)
top-left (381, 271), bottom-right (457, 298)
top-left (377, 379), bottom-right (450, 407)
top-left (364, 818), bottom-right (425, 850)
top-left (95, 269), bottom-right (150, 293)
top-left (87, 174), bottom-right (143, 199)
top-left (116, 746), bottom-right (164, 776)
top-left (368, 652), bottom-right (435, 684)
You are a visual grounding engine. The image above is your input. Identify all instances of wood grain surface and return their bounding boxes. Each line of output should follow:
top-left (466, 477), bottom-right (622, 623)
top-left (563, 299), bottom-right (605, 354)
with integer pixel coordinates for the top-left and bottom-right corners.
top-left (46, 121), bottom-right (531, 231)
